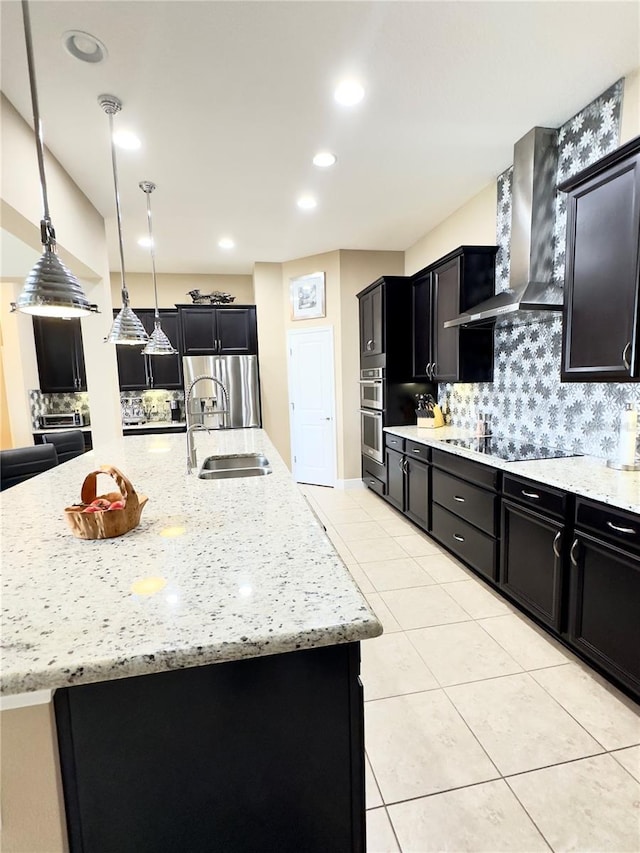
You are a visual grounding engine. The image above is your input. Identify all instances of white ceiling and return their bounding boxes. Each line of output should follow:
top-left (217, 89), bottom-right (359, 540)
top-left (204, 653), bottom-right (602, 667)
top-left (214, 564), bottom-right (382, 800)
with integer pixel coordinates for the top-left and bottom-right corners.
top-left (1, 1), bottom-right (638, 275)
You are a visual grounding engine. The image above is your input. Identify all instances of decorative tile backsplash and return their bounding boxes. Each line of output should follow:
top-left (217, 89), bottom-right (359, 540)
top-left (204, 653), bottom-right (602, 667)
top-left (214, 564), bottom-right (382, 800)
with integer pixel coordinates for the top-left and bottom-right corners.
top-left (439, 79), bottom-right (639, 459)
top-left (30, 388), bottom-right (185, 428)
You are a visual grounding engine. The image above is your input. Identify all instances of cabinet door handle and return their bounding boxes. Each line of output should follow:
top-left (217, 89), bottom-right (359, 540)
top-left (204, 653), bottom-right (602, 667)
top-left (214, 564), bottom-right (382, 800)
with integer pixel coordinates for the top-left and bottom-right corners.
top-left (606, 520), bottom-right (636, 535)
top-left (552, 531), bottom-right (562, 559)
top-left (570, 538), bottom-right (580, 567)
top-left (623, 341), bottom-right (631, 371)
top-left (426, 363), bottom-right (432, 379)
top-left (218, 339), bottom-right (222, 352)
top-left (453, 533), bottom-right (465, 542)
top-left (366, 339), bottom-right (374, 351)
top-left (432, 362), bottom-right (437, 378)
top-left (453, 495), bottom-right (465, 502)
top-left (522, 490), bottom-right (540, 499)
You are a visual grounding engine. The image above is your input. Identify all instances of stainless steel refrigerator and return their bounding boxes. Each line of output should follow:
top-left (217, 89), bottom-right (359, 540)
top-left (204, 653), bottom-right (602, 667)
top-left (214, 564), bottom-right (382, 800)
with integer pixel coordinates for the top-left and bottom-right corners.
top-left (183, 355), bottom-right (261, 429)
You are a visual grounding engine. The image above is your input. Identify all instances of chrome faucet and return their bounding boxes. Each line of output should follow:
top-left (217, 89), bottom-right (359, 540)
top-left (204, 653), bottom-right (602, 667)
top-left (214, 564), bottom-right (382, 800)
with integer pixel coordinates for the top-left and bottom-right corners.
top-left (186, 423), bottom-right (210, 474)
top-left (185, 374), bottom-right (229, 474)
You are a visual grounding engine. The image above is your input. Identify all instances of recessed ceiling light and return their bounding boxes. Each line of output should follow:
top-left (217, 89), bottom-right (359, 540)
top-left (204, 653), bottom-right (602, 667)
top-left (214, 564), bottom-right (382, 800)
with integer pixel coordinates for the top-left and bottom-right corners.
top-left (218, 237), bottom-right (235, 249)
top-left (113, 130), bottom-right (141, 150)
top-left (297, 195), bottom-right (317, 211)
top-left (137, 236), bottom-right (153, 248)
top-left (313, 151), bottom-right (337, 168)
top-left (62, 30), bottom-right (108, 64)
top-left (334, 79), bottom-right (364, 106)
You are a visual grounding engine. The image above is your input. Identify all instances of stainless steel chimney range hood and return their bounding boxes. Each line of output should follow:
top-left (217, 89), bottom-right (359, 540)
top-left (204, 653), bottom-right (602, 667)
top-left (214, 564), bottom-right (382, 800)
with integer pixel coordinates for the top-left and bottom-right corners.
top-left (445, 127), bottom-right (565, 329)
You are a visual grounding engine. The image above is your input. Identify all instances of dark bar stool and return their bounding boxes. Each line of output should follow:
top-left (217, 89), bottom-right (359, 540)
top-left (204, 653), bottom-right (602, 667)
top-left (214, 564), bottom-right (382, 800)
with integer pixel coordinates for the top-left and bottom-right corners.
top-left (41, 430), bottom-right (86, 464)
top-left (0, 444), bottom-right (59, 491)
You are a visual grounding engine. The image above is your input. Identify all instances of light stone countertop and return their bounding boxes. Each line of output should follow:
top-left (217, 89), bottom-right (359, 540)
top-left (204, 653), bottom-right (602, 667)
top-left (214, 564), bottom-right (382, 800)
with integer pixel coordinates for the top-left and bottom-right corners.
top-left (0, 429), bottom-right (381, 697)
top-left (385, 425), bottom-right (640, 514)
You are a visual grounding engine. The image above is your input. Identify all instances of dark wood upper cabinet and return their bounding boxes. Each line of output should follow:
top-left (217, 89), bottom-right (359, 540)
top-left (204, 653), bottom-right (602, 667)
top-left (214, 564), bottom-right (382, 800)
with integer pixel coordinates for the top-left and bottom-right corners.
top-left (178, 306), bottom-right (257, 356)
top-left (33, 316), bottom-right (86, 393)
top-left (560, 135), bottom-right (640, 381)
top-left (411, 246), bottom-right (496, 383)
top-left (147, 311), bottom-right (182, 390)
top-left (358, 283), bottom-right (385, 365)
top-left (115, 310), bottom-right (182, 391)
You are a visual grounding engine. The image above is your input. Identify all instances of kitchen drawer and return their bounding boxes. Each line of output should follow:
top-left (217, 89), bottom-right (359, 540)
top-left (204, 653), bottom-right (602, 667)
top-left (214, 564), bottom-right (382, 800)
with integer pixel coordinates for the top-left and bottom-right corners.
top-left (432, 448), bottom-right (498, 491)
top-left (575, 498), bottom-right (640, 555)
top-left (405, 440), bottom-right (431, 463)
top-left (431, 504), bottom-right (498, 582)
top-left (363, 473), bottom-right (386, 498)
top-left (362, 454), bottom-right (386, 482)
top-left (503, 475), bottom-right (567, 520)
top-left (384, 433), bottom-right (405, 453)
top-left (433, 468), bottom-right (498, 536)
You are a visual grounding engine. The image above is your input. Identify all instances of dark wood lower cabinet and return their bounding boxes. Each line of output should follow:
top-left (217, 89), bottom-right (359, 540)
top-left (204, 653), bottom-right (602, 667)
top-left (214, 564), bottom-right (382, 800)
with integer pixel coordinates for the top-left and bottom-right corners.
top-left (431, 503), bottom-right (498, 582)
top-left (55, 643), bottom-right (365, 853)
top-left (500, 500), bottom-right (564, 632)
top-left (405, 457), bottom-right (429, 530)
top-left (386, 447), bottom-right (405, 511)
top-left (568, 532), bottom-right (640, 697)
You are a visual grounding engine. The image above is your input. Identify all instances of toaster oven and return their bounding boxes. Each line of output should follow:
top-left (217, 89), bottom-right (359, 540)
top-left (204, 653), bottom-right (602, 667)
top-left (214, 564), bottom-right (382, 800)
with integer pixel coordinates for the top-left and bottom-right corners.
top-left (40, 412), bottom-right (85, 428)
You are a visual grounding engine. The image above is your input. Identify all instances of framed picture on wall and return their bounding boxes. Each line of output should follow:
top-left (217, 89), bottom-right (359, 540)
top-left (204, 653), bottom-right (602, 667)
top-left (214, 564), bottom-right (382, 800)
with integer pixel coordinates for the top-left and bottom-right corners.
top-left (290, 272), bottom-right (325, 320)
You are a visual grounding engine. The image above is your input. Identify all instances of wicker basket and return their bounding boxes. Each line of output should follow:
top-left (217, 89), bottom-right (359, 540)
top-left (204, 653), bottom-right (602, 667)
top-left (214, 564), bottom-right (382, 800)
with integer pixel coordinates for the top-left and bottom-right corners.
top-left (65, 465), bottom-right (148, 540)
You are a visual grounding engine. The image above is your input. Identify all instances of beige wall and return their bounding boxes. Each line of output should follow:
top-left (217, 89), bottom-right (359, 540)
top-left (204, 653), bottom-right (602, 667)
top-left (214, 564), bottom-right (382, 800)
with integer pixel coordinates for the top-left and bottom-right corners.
top-left (1, 95), bottom-right (120, 449)
top-left (404, 182), bottom-right (497, 275)
top-left (0, 319), bottom-right (13, 449)
top-left (1, 702), bottom-right (68, 853)
top-left (111, 272), bottom-right (254, 309)
top-left (253, 262), bottom-right (290, 466)
top-left (620, 66), bottom-right (640, 143)
top-left (254, 250), bottom-right (403, 481)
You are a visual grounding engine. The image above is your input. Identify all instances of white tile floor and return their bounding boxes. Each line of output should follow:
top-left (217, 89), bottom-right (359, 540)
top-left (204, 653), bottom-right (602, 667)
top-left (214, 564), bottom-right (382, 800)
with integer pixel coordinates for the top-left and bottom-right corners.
top-left (300, 483), bottom-right (640, 853)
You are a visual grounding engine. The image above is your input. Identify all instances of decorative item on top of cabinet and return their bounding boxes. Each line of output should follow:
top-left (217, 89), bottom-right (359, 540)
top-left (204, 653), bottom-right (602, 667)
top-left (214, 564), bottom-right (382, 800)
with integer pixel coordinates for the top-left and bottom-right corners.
top-left (33, 316), bottom-right (86, 393)
top-left (177, 305), bottom-right (257, 356)
top-left (500, 475), bottom-right (569, 632)
top-left (568, 498), bottom-right (640, 699)
top-left (560, 134), bottom-right (640, 381)
top-left (411, 246), bottom-right (497, 383)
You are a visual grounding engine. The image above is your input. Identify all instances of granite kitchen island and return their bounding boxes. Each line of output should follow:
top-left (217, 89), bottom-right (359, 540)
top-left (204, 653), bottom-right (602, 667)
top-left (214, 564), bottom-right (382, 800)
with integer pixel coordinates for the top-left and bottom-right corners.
top-left (1, 429), bottom-right (381, 853)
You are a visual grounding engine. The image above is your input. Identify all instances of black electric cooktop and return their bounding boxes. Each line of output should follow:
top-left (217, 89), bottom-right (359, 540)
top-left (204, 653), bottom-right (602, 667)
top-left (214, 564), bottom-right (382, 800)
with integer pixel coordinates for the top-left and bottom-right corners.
top-left (442, 436), bottom-right (581, 463)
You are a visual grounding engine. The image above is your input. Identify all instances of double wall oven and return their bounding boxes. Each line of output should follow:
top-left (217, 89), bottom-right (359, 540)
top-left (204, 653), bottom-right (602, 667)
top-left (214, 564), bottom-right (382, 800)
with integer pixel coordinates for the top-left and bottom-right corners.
top-left (360, 368), bottom-right (384, 463)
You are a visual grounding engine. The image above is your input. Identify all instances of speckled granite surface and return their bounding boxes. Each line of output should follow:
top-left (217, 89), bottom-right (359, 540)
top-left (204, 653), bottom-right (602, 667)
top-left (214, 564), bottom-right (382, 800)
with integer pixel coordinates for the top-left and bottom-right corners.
top-left (385, 426), bottom-right (640, 514)
top-left (0, 429), bottom-right (381, 696)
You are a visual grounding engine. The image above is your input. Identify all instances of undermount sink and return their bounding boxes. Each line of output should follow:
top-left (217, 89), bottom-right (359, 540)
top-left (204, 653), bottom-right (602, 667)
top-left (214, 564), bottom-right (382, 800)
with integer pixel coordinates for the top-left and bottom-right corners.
top-left (198, 453), bottom-right (272, 480)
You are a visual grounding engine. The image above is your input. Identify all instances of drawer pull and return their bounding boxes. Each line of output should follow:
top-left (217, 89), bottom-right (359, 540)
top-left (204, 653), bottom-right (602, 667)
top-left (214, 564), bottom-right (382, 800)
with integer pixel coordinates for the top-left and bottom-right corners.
top-left (521, 490), bottom-right (540, 499)
top-left (570, 538), bottom-right (580, 567)
top-left (368, 479), bottom-right (375, 485)
top-left (552, 531), bottom-right (562, 559)
top-left (453, 534), bottom-right (465, 542)
top-left (412, 448), bottom-right (421, 453)
top-left (606, 521), bottom-right (636, 535)
top-left (453, 495), bottom-right (465, 502)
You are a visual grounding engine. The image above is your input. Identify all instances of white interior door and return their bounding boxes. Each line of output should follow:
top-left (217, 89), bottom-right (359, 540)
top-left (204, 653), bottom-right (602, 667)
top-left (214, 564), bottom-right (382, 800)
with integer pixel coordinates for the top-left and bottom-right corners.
top-left (287, 327), bottom-right (336, 486)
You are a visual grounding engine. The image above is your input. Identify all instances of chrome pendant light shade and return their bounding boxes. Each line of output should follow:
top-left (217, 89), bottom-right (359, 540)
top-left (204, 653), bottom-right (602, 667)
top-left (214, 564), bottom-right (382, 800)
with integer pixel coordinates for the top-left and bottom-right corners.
top-left (100, 94), bottom-right (149, 346)
top-left (12, 0), bottom-right (98, 318)
top-left (139, 181), bottom-right (178, 356)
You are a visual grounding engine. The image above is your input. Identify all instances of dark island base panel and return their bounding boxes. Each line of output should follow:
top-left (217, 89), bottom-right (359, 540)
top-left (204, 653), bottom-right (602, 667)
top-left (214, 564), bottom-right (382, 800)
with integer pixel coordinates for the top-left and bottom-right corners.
top-left (55, 643), bottom-right (365, 853)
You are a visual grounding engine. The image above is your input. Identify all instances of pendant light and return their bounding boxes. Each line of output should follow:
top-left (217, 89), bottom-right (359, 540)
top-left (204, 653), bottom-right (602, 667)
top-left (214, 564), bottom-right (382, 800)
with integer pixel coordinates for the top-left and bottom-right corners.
top-left (99, 94), bottom-right (149, 346)
top-left (11, 0), bottom-right (98, 318)
top-left (139, 182), bottom-right (177, 355)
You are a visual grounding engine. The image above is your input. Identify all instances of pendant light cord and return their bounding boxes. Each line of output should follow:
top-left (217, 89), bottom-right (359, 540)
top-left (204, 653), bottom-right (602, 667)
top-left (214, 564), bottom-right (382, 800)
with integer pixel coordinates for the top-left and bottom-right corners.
top-left (105, 108), bottom-right (130, 307)
top-left (21, 0), bottom-right (53, 246)
top-left (143, 186), bottom-right (160, 320)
